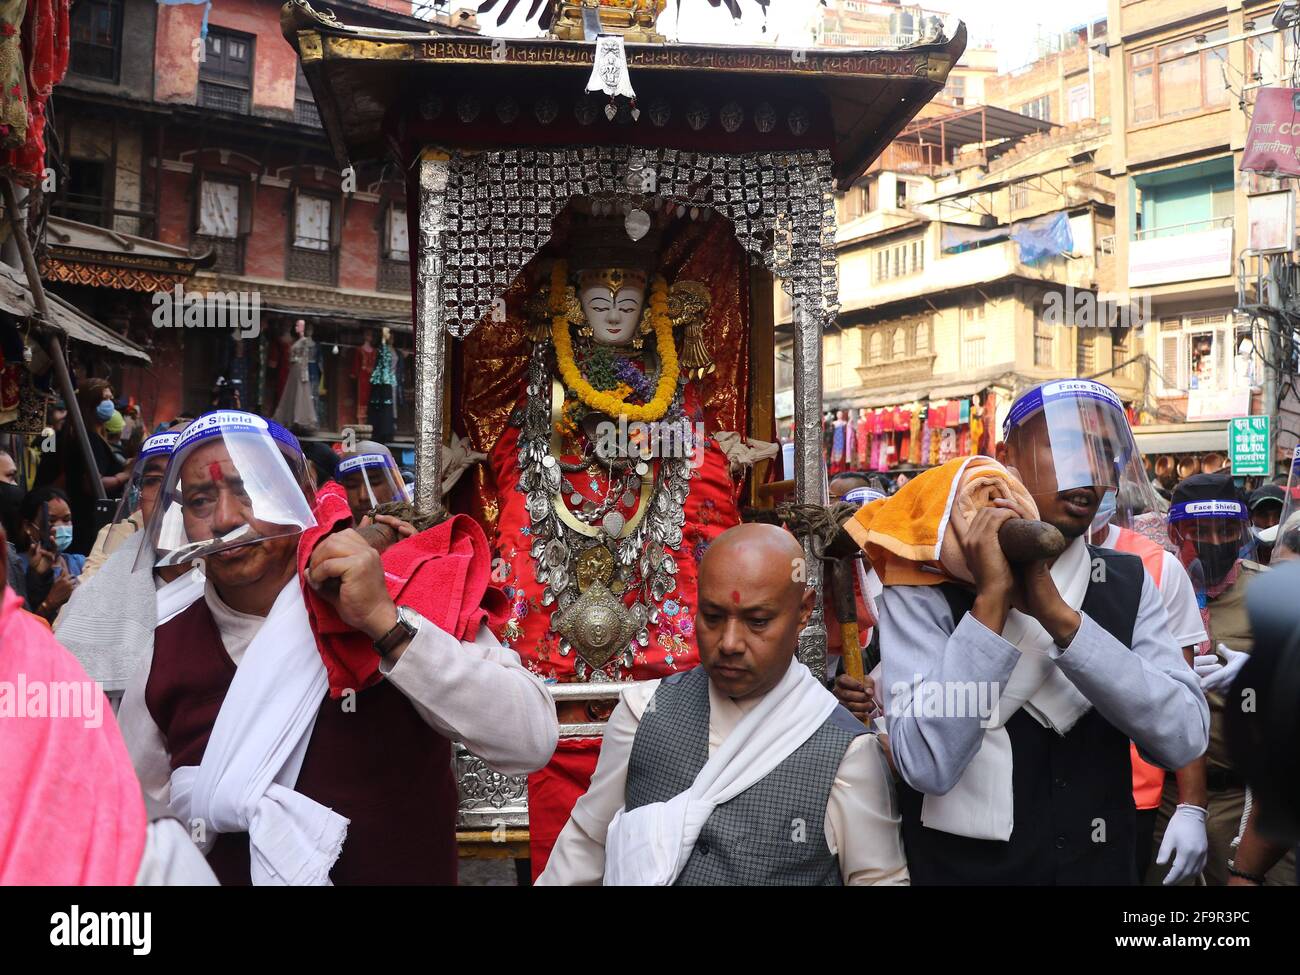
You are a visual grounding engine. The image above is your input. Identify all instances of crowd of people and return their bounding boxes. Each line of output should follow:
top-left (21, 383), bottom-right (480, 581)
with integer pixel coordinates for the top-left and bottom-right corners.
top-left (1, 373), bottom-right (1298, 887)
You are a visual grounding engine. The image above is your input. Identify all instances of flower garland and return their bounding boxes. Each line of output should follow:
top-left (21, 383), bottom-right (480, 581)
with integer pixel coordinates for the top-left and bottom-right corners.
top-left (551, 260), bottom-right (678, 423)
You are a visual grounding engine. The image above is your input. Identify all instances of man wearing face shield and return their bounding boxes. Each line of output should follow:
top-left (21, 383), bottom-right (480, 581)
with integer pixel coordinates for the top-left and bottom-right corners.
top-left (876, 379), bottom-right (1208, 884)
top-left (116, 410), bottom-right (558, 885)
top-left (1088, 479), bottom-right (1210, 885)
top-left (54, 430), bottom-right (205, 705)
top-left (76, 430), bottom-right (183, 586)
top-left (337, 441), bottom-right (410, 526)
top-left (1168, 472), bottom-right (1295, 885)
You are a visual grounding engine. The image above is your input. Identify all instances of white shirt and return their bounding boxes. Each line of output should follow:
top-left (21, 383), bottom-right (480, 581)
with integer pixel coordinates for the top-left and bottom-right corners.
top-left (119, 580), bottom-right (559, 806)
top-left (1099, 524), bottom-right (1206, 649)
top-left (538, 676), bottom-right (909, 886)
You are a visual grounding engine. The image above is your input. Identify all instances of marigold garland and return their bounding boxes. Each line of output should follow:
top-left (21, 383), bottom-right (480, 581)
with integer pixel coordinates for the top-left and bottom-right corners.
top-left (549, 260), bottom-right (678, 423)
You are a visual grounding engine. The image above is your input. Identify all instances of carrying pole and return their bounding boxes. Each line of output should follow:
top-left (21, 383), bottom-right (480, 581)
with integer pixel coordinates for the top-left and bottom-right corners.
top-left (2, 176), bottom-right (106, 501)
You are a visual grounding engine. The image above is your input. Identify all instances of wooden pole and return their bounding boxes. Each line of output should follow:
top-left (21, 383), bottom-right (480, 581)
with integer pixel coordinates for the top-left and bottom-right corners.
top-left (2, 176), bottom-right (106, 501)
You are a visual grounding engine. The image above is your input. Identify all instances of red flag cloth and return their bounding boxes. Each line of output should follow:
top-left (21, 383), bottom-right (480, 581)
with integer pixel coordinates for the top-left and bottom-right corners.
top-left (297, 484), bottom-right (509, 699)
top-left (527, 737), bottom-right (602, 881)
top-left (0, 585), bottom-right (146, 884)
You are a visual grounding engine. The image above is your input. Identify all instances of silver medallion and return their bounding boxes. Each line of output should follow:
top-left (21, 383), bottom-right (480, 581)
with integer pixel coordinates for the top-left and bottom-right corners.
top-left (625, 208), bottom-right (651, 241)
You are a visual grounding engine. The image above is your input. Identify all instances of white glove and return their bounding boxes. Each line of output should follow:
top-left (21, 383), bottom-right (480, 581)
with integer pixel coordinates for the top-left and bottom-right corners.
top-left (1198, 643), bottom-right (1249, 693)
top-left (1156, 803), bottom-right (1208, 885)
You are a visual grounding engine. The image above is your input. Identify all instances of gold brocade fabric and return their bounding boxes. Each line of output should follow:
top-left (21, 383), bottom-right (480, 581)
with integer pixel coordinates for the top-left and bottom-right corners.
top-left (450, 210), bottom-right (752, 538)
top-left (0, 0), bottom-right (27, 150)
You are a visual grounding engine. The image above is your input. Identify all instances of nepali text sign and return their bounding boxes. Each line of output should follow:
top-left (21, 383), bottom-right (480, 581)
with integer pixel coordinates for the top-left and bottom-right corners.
top-left (1242, 87), bottom-right (1300, 176)
top-left (1229, 415), bottom-right (1271, 476)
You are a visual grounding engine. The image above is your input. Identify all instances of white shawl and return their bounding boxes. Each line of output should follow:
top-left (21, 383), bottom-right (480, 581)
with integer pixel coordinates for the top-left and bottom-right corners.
top-left (920, 535), bottom-right (1094, 841)
top-left (603, 659), bottom-right (838, 886)
top-left (167, 580), bottom-right (348, 885)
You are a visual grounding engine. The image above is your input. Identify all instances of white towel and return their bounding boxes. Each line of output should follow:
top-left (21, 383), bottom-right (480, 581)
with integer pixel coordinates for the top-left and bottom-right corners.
top-left (157, 567), bottom-right (207, 624)
top-left (919, 536), bottom-right (1094, 841)
top-left (603, 659), bottom-right (838, 886)
top-left (167, 580), bottom-right (348, 885)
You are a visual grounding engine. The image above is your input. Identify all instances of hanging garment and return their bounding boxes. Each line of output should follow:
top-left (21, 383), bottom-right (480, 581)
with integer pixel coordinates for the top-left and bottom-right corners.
top-left (368, 342), bottom-right (397, 443)
top-left (272, 337), bottom-right (319, 432)
top-left (353, 341), bottom-right (377, 424)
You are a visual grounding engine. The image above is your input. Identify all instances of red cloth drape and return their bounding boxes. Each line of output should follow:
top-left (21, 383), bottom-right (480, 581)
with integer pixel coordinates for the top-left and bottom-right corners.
top-left (0, 0), bottom-right (67, 184)
top-left (527, 737), bottom-right (602, 881)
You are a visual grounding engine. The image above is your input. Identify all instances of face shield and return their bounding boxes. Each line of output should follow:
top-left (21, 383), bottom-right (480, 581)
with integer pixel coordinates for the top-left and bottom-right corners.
top-left (841, 486), bottom-right (886, 509)
top-left (1168, 498), bottom-right (1255, 597)
top-left (136, 410), bottom-right (316, 570)
top-left (1002, 380), bottom-right (1160, 538)
top-left (1273, 445), bottom-right (1300, 557)
top-left (115, 431), bottom-right (180, 528)
top-left (337, 451), bottom-right (410, 524)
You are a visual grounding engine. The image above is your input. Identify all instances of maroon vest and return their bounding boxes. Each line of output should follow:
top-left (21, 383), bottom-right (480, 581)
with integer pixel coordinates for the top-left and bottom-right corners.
top-left (146, 597), bottom-right (459, 885)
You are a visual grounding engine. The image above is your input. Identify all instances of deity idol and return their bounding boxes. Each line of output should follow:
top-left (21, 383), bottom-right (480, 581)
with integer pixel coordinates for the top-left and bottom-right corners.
top-left (485, 210), bottom-right (747, 685)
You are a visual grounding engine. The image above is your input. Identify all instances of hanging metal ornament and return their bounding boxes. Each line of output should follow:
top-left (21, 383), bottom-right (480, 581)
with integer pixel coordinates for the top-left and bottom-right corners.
top-left (575, 96), bottom-right (598, 126)
top-left (685, 101), bottom-right (710, 131)
top-left (456, 95), bottom-right (481, 123)
top-left (720, 102), bottom-right (744, 133)
top-left (647, 97), bottom-right (671, 127)
top-left (419, 94), bottom-right (443, 120)
top-left (624, 208), bottom-right (651, 241)
top-left (754, 102), bottom-right (776, 134)
top-left (787, 105), bottom-right (810, 136)
top-left (534, 96), bottom-right (558, 125)
top-left (496, 97), bottom-right (520, 125)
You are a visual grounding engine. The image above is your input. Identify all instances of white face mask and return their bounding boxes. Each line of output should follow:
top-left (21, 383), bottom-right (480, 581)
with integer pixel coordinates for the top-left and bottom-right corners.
top-left (579, 283), bottom-right (646, 347)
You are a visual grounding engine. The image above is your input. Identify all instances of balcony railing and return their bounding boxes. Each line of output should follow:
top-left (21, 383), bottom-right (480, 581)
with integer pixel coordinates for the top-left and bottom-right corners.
top-left (1129, 219), bottom-right (1234, 287)
top-left (294, 98), bottom-right (321, 127)
top-left (286, 246), bottom-right (337, 286)
top-left (1133, 216), bottom-right (1233, 241)
top-left (198, 81), bottom-right (250, 115)
top-left (378, 256), bottom-right (409, 293)
top-left (192, 234), bottom-right (245, 275)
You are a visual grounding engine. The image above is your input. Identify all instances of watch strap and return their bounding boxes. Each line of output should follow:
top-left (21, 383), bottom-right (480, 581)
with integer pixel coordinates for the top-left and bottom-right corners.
top-left (374, 606), bottom-right (417, 657)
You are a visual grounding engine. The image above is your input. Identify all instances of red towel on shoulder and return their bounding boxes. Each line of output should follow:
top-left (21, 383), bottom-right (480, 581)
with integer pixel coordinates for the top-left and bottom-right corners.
top-left (297, 484), bottom-right (509, 699)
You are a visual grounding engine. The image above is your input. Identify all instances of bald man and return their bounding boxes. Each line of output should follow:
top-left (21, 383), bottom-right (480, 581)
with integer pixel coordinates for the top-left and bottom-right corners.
top-left (538, 523), bottom-right (908, 886)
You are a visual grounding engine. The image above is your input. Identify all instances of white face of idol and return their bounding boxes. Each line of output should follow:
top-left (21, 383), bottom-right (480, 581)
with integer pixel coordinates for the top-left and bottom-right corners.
top-left (579, 281), bottom-right (646, 347)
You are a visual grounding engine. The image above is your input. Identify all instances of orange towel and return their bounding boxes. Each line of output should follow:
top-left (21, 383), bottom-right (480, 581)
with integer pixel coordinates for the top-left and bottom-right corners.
top-left (843, 456), bottom-right (1037, 587)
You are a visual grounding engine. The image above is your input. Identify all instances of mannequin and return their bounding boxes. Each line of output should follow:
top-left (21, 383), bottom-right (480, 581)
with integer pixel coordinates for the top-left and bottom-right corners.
top-left (272, 319), bottom-right (318, 433)
top-left (351, 329), bottom-right (377, 425)
top-left (368, 327), bottom-right (397, 443)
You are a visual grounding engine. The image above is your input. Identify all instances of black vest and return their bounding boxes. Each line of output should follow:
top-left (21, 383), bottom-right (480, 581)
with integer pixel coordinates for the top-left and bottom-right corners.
top-left (898, 546), bottom-right (1143, 885)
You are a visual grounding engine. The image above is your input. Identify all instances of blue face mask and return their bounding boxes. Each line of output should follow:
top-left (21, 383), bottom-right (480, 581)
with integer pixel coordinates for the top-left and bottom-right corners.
top-left (52, 524), bottom-right (74, 552)
top-left (96, 400), bottom-right (115, 422)
top-left (1090, 489), bottom-right (1118, 534)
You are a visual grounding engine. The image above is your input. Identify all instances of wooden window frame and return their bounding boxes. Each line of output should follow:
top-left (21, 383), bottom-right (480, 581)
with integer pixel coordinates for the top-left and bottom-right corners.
top-left (1128, 27), bottom-right (1230, 126)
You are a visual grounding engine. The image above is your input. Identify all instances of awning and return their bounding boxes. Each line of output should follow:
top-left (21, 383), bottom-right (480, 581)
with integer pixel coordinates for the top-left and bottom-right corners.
top-left (41, 215), bottom-right (212, 293)
top-left (1132, 423), bottom-right (1227, 455)
top-left (258, 301), bottom-right (412, 331)
top-left (0, 260), bottom-right (151, 362)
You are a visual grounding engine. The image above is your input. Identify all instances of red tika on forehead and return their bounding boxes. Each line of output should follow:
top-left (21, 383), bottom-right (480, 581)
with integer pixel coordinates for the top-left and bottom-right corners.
top-left (208, 462), bottom-right (224, 484)
top-left (731, 590), bottom-right (740, 605)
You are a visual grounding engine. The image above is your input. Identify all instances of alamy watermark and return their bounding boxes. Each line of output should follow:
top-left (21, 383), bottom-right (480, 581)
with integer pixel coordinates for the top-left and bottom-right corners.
top-left (889, 674), bottom-right (1002, 728)
top-left (151, 284), bottom-right (261, 339)
top-left (1041, 286), bottom-right (1151, 329)
top-left (0, 675), bottom-right (103, 729)
top-left (593, 416), bottom-right (707, 468)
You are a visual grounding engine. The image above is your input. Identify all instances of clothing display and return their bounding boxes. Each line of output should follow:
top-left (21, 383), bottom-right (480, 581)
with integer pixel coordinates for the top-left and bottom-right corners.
top-left (272, 336), bottom-right (319, 432)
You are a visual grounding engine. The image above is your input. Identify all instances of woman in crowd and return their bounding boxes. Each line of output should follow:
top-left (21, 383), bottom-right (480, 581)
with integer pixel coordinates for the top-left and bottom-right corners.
top-left (17, 486), bottom-right (86, 623)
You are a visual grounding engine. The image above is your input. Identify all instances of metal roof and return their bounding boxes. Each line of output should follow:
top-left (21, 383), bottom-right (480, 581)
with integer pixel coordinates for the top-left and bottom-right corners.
top-left (280, 1), bottom-right (966, 191)
top-left (897, 104), bottom-right (1056, 161)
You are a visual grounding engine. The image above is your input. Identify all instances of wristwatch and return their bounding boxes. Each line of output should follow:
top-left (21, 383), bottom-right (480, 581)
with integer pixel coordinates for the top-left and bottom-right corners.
top-left (374, 605), bottom-right (419, 657)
